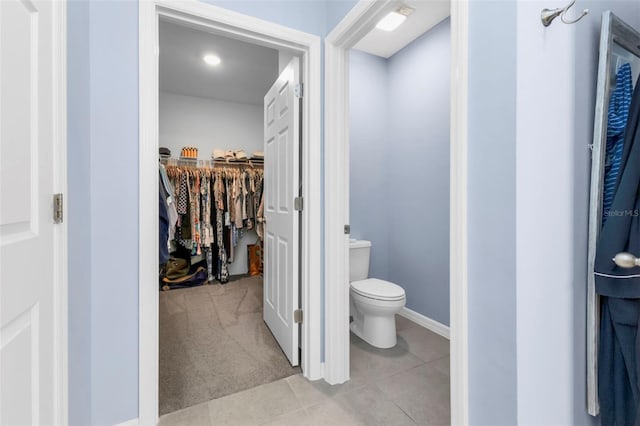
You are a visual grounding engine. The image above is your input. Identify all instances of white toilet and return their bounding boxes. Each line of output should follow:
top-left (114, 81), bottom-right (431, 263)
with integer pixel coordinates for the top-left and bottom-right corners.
top-left (349, 239), bottom-right (406, 349)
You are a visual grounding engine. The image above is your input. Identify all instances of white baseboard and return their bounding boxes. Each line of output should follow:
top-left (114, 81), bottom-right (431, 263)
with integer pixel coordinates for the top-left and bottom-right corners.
top-left (114, 418), bottom-right (138, 426)
top-left (399, 307), bottom-right (450, 340)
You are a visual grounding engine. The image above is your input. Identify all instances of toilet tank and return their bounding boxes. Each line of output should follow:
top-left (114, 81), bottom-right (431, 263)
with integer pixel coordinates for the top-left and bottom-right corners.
top-left (349, 239), bottom-right (372, 282)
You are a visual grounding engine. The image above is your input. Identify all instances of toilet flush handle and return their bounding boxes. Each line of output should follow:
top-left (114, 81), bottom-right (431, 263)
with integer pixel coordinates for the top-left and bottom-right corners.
top-left (613, 252), bottom-right (640, 268)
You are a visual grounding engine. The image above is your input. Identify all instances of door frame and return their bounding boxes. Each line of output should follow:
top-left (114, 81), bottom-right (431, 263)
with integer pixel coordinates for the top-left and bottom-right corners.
top-left (323, 0), bottom-right (469, 424)
top-left (138, 1), bottom-right (321, 424)
top-left (53, 1), bottom-right (68, 424)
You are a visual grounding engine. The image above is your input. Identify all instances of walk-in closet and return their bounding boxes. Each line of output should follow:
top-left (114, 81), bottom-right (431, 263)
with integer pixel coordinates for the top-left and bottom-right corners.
top-left (157, 20), bottom-right (300, 415)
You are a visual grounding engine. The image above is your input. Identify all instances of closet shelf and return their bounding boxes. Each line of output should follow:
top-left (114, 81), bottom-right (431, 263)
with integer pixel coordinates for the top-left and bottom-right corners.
top-left (212, 159), bottom-right (264, 168)
top-left (164, 158), bottom-right (263, 168)
top-left (178, 157), bottom-right (198, 164)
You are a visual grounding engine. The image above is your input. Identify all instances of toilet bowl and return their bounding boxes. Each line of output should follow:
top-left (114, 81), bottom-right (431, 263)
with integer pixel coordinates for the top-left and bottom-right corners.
top-left (349, 240), bottom-right (406, 349)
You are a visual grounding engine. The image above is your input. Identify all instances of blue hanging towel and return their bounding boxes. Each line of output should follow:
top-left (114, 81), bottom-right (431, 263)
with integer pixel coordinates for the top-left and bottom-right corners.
top-left (603, 62), bottom-right (633, 224)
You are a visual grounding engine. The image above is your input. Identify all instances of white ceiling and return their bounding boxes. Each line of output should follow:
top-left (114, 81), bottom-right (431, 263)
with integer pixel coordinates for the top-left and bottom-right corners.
top-left (159, 2), bottom-right (448, 103)
top-left (159, 20), bottom-right (279, 105)
top-left (353, 1), bottom-right (450, 59)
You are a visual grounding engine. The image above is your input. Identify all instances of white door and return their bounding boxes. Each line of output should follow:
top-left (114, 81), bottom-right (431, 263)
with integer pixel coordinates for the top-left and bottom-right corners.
top-left (263, 57), bottom-right (301, 366)
top-left (1, 1), bottom-right (63, 424)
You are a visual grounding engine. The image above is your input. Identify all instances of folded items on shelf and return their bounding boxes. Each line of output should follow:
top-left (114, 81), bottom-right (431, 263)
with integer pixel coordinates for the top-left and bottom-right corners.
top-left (211, 149), bottom-right (239, 161)
top-left (211, 149), bottom-right (261, 163)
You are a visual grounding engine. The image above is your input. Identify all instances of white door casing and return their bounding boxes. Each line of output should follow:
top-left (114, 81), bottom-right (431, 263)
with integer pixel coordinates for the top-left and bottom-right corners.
top-left (140, 2), bottom-right (321, 423)
top-left (324, 0), bottom-right (469, 423)
top-left (1, 0), bottom-right (67, 424)
top-left (263, 57), bottom-right (300, 366)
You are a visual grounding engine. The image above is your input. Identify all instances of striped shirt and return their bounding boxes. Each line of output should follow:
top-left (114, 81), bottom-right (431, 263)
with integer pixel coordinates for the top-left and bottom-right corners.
top-left (603, 62), bottom-right (633, 224)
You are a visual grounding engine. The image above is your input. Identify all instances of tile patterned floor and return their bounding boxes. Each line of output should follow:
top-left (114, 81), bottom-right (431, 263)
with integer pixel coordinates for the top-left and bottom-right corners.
top-left (159, 315), bottom-right (450, 426)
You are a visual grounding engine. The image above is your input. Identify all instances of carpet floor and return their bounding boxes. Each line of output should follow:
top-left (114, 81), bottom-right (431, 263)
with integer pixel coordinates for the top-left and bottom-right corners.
top-left (159, 275), bottom-right (301, 415)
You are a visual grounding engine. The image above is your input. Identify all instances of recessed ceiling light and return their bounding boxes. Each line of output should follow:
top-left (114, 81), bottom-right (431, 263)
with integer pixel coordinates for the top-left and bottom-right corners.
top-left (203, 54), bottom-right (221, 66)
top-left (376, 6), bottom-right (415, 32)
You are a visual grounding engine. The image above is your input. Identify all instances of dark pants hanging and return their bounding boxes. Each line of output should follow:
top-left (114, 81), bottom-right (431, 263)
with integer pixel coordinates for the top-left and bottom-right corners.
top-left (159, 189), bottom-right (170, 265)
top-left (599, 296), bottom-right (640, 425)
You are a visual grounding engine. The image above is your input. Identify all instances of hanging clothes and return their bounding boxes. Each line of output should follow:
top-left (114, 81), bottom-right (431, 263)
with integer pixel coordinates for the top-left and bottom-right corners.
top-left (159, 186), bottom-right (170, 265)
top-left (214, 172), bottom-right (229, 283)
top-left (177, 172), bottom-right (192, 248)
top-left (190, 172), bottom-right (201, 255)
top-left (162, 163), bottom-right (264, 284)
top-left (159, 164), bottom-right (179, 264)
top-left (595, 70), bottom-right (640, 426)
top-left (201, 174), bottom-right (213, 247)
top-left (160, 164), bottom-right (178, 242)
top-left (254, 174), bottom-right (264, 238)
top-left (603, 63), bottom-right (634, 224)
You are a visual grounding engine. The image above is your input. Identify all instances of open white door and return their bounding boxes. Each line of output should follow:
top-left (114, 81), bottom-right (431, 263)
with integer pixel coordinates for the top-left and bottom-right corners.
top-left (1, 1), bottom-right (63, 424)
top-left (263, 57), bottom-right (301, 366)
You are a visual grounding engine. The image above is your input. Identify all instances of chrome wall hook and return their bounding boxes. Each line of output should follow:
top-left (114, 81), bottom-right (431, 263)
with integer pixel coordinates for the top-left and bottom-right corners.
top-left (541, 0), bottom-right (589, 27)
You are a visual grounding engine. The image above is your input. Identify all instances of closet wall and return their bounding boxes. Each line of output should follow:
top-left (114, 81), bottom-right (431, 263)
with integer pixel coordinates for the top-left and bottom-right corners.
top-left (350, 18), bottom-right (451, 326)
top-left (160, 92), bottom-right (263, 155)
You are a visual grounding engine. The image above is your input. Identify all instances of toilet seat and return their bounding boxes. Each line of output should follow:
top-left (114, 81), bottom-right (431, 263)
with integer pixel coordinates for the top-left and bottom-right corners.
top-left (350, 278), bottom-right (405, 301)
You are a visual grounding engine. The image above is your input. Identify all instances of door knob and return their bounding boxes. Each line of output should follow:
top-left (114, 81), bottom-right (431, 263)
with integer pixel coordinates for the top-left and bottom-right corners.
top-left (257, 217), bottom-right (266, 224)
top-left (613, 252), bottom-right (640, 268)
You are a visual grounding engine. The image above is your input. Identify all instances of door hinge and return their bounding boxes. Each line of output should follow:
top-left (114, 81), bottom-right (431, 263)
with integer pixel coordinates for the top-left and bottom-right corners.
top-left (295, 83), bottom-right (303, 98)
top-left (344, 225), bottom-right (350, 234)
top-left (53, 193), bottom-right (63, 224)
top-left (294, 309), bottom-right (303, 324)
top-left (294, 196), bottom-right (303, 211)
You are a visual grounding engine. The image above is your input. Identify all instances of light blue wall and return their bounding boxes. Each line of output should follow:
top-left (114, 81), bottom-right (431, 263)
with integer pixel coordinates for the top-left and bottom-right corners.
top-left (88, 1), bottom-right (140, 424)
top-left (326, 0), bottom-right (358, 33)
top-left (513, 1), bottom-right (640, 424)
top-left (515, 1), bottom-right (579, 422)
top-left (349, 51), bottom-right (390, 281)
top-left (211, 0), bottom-right (359, 38)
top-left (467, 1), bottom-right (640, 424)
top-left (349, 20), bottom-right (451, 325)
top-left (207, 1), bottom-right (327, 36)
top-left (467, 1), bottom-right (517, 424)
top-left (66, 0), bottom-right (640, 424)
top-left (67, 1), bottom-right (91, 425)
top-left (388, 19), bottom-right (450, 325)
top-left (67, 1), bottom-right (339, 424)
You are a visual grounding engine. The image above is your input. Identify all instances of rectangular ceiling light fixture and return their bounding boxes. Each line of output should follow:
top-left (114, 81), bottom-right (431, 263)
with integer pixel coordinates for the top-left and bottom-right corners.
top-left (375, 6), bottom-right (415, 32)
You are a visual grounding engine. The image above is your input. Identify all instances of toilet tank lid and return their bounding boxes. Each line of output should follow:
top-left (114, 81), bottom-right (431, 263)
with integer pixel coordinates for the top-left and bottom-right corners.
top-left (349, 240), bottom-right (371, 249)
